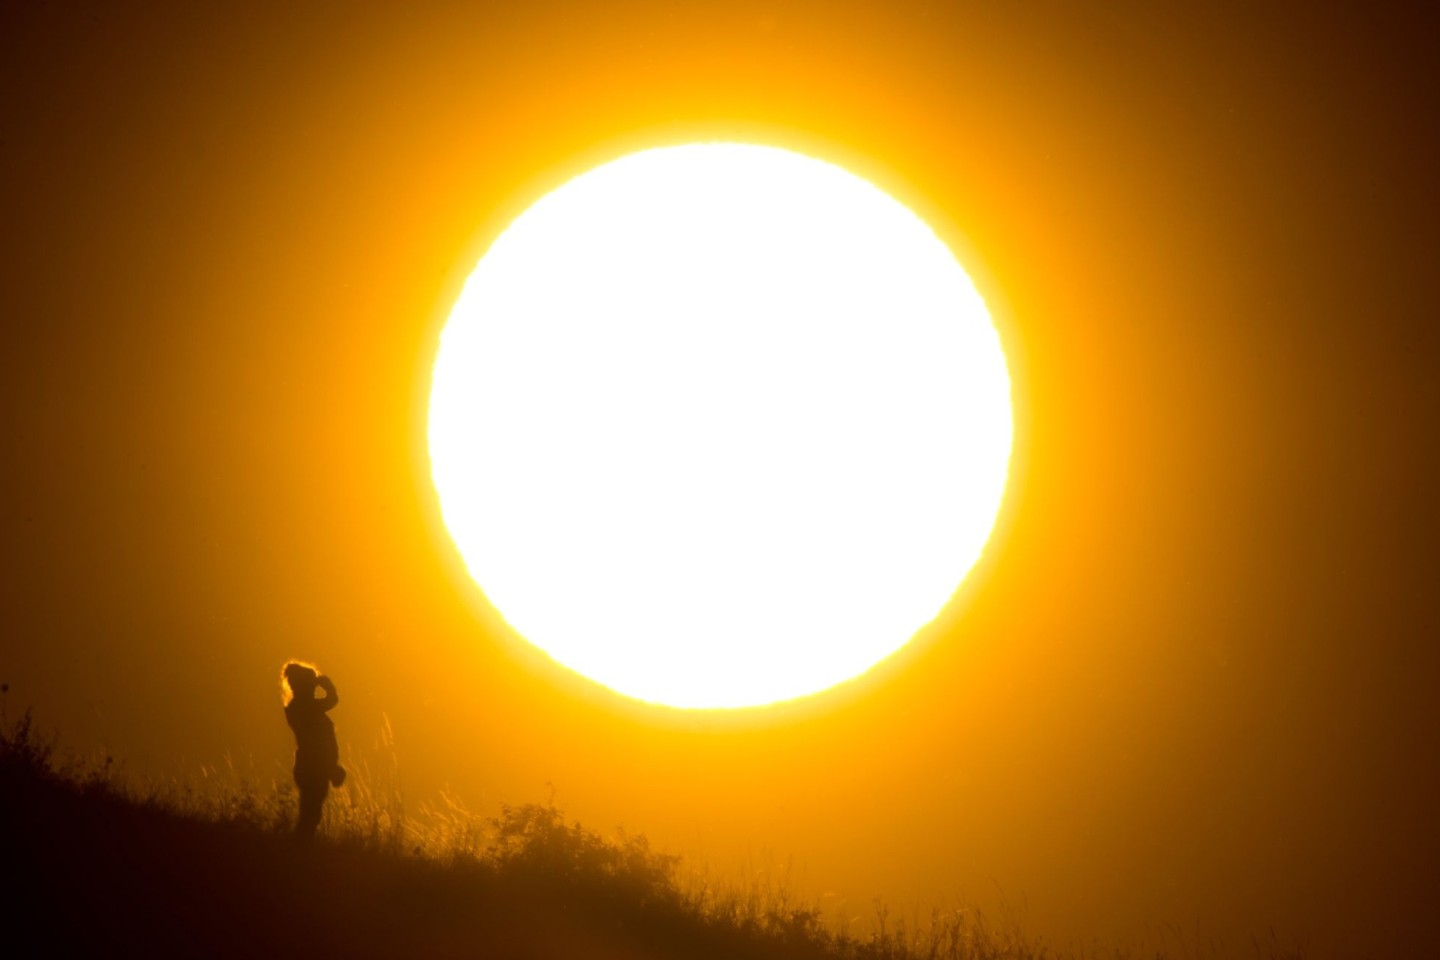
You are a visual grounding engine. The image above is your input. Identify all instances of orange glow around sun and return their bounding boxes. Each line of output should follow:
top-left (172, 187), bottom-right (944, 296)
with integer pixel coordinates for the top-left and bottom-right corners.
top-left (428, 143), bottom-right (1012, 708)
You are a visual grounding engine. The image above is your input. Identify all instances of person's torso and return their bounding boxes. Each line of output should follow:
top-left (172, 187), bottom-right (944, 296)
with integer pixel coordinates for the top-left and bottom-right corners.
top-left (286, 703), bottom-right (338, 764)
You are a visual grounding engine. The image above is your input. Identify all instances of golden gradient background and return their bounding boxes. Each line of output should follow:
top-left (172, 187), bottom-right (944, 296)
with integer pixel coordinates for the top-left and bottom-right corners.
top-left (4, 3), bottom-right (1436, 958)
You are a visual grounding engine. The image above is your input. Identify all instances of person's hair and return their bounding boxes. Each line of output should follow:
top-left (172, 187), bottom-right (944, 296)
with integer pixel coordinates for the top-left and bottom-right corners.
top-left (280, 660), bottom-right (320, 705)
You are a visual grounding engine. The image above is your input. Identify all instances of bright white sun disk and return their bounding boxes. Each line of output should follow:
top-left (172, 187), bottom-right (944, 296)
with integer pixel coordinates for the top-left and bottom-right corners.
top-left (429, 143), bottom-right (1012, 708)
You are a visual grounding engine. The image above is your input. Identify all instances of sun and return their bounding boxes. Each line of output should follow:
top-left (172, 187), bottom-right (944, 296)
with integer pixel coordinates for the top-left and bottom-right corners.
top-left (428, 143), bottom-right (1012, 709)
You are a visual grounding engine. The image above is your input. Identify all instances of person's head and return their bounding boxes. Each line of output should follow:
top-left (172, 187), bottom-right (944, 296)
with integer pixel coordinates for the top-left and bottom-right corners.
top-left (280, 660), bottom-right (319, 705)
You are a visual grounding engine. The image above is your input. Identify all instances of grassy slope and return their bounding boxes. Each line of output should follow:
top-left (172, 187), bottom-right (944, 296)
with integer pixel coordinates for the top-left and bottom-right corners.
top-left (1, 715), bottom-right (1302, 960)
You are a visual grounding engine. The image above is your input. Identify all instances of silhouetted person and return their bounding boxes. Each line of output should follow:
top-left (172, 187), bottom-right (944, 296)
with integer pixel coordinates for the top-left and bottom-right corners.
top-left (281, 661), bottom-right (346, 837)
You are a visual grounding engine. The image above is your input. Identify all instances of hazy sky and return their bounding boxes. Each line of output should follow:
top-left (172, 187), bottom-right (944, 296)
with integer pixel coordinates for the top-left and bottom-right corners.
top-left (4, 3), bottom-right (1437, 957)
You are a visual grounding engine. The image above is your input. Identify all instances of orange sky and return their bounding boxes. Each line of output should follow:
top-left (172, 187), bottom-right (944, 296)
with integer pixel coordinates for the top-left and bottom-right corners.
top-left (4, 3), bottom-right (1437, 957)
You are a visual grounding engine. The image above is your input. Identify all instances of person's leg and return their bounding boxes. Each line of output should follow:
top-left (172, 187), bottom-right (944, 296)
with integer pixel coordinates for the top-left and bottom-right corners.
top-left (296, 778), bottom-right (329, 836)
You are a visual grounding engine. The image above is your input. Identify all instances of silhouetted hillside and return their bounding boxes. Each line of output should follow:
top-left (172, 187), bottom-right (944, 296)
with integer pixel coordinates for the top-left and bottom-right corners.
top-left (1, 714), bottom-right (1302, 959)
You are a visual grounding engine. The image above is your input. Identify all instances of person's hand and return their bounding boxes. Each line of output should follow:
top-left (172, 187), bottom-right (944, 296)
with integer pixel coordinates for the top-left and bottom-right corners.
top-left (317, 675), bottom-right (335, 693)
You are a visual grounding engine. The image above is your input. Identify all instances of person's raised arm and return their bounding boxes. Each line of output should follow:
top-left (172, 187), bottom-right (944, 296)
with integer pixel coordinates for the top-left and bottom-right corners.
top-left (316, 675), bottom-right (339, 711)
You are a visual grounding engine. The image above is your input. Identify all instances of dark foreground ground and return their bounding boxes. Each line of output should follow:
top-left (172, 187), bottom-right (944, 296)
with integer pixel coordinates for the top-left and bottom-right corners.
top-left (1, 715), bottom-right (1303, 959)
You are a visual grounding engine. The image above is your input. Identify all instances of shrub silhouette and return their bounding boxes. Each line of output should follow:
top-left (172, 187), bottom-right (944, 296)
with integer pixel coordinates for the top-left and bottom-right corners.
top-left (491, 800), bottom-right (680, 907)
